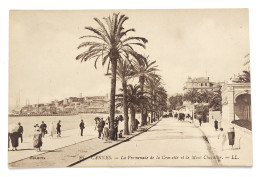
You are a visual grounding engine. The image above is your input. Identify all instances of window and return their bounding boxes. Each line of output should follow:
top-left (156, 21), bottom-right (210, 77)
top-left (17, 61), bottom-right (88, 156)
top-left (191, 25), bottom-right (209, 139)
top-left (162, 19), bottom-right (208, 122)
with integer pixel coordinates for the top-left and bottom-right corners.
top-left (205, 83), bottom-right (207, 86)
top-left (201, 83), bottom-right (203, 86)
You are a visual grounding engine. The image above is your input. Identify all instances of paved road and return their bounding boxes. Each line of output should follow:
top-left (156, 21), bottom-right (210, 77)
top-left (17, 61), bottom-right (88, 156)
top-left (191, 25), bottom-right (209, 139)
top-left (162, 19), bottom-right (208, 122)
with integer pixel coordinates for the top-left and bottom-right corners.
top-left (75, 118), bottom-right (218, 167)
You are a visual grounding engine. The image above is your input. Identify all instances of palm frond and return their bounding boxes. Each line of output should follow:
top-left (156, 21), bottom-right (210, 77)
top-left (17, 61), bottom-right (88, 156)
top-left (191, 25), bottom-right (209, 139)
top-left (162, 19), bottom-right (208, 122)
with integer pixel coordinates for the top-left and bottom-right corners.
top-left (120, 28), bottom-right (136, 38)
top-left (77, 42), bottom-right (103, 50)
top-left (85, 26), bottom-right (110, 45)
top-left (128, 42), bottom-right (146, 49)
top-left (122, 37), bottom-right (148, 44)
top-left (79, 35), bottom-right (103, 40)
top-left (102, 54), bottom-right (109, 66)
top-left (94, 17), bottom-right (111, 42)
top-left (94, 55), bottom-right (102, 69)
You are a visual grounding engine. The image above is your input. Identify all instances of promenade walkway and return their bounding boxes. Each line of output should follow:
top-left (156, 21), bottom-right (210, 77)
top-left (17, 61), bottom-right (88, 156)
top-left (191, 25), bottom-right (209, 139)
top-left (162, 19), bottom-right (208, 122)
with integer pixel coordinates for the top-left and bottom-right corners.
top-left (195, 119), bottom-right (253, 166)
top-left (9, 117), bottom-right (250, 168)
top-left (8, 122), bottom-right (157, 168)
top-left (75, 118), bottom-right (218, 167)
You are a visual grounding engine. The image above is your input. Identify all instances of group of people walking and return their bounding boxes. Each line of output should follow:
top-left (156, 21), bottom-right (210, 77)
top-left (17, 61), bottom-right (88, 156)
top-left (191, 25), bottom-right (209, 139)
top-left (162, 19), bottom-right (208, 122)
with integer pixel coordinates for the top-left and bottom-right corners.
top-left (216, 124), bottom-right (236, 151)
top-left (8, 120), bottom-right (63, 152)
top-left (9, 115), bottom-right (127, 152)
top-left (95, 116), bottom-right (122, 141)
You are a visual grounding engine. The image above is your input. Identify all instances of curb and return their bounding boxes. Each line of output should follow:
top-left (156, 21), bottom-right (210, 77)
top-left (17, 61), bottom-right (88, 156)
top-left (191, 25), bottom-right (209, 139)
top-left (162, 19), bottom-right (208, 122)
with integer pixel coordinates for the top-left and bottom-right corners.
top-left (193, 122), bottom-right (222, 166)
top-left (67, 120), bottom-right (161, 167)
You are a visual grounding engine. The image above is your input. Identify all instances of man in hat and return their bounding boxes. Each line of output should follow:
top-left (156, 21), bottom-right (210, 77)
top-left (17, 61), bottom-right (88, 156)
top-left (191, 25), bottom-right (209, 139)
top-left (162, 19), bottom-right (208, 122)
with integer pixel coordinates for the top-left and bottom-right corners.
top-left (17, 122), bottom-right (23, 143)
top-left (40, 121), bottom-right (47, 138)
top-left (79, 120), bottom-right (85, 136)
top-left (57, 120), bottom-right (61, 137)
top-left (97, 118), bottom-right (105, 139)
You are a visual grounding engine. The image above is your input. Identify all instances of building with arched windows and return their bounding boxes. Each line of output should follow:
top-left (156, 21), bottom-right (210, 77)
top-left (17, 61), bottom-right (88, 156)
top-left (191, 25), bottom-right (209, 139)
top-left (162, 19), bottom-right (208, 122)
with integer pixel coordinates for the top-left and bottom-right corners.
top-left (221, 53), bottom-right (251, 130)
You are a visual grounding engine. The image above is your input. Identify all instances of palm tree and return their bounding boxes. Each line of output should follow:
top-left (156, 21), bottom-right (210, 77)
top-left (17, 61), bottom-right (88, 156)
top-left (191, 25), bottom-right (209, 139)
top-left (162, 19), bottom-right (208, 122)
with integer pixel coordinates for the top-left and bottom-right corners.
top-left (116, 59), bottom-right (135, 135)
top-left (235, 70), bottom-right (251, 83)
top-left (145, 75), bottom-right (163, 122)
top-left (209, 89), bottom-right (222, 111)
top-left (133, 59), bottom-right (158, 125)
top-left (153, 86), bottom-right (168, 118)
top-left (200, 89), bottom-right (213, 103)
top-left (125, 84), bottom-right (142, 132)
top-left (183, 88), bottom-right (200, 103)
top-left (124, 84), bottom-right (151, 131)
top-left (168, 94), bottom-right (183, 110)
top-left (76, 13), bottom-right (148, 140)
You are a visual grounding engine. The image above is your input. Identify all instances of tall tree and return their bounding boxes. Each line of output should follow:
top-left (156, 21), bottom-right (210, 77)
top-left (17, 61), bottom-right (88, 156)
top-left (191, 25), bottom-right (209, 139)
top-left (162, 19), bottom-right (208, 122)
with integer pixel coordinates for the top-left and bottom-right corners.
top-left (76, 13), bottom-right (148, 140)
top-left (209, 89), bottom-right (222, 111)
top-left (133, 59), bottom-right (158, 125)
top-left (145, 75), bottom-right (163, 122)
top-left (116, 59), bottom-right (135, 135)
top-left (168, 94), bottom-right (183, 110)
top-left (200, 89), bottom-right (213, 103)
top-left (125, 84), bottom-right (143, 132)
top-left (183, 88), bottom-right (200, 103)
top-left (154, 86), bottom-right (168, 118)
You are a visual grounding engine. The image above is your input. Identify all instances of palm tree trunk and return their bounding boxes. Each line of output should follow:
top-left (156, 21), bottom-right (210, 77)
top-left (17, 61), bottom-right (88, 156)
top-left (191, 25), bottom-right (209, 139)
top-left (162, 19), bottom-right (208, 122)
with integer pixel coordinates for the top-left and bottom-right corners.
top-left (144, 109), bottom-right (148, 124)
top-left (122, 80), bottom-right (129, 135)
top-left (109, 58), bottom-right (117, 140)
top-left (130, 105), bottom-right (136, 131)
top-left (150, 95), bottom-right (153, 123)
top-left (139, 76), bottom-right (146, 126)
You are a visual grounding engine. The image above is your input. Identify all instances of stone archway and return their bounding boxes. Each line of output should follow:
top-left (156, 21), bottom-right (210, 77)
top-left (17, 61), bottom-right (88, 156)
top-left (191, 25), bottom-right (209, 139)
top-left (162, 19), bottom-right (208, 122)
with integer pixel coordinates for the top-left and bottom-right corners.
top-left (234, 94), bottom-right (251, 121)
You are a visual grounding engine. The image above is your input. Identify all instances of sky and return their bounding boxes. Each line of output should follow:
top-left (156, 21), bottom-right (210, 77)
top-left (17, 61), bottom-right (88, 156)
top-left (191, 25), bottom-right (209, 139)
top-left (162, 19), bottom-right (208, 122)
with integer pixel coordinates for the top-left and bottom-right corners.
top-left (9, 9), bottom-right (249, 107)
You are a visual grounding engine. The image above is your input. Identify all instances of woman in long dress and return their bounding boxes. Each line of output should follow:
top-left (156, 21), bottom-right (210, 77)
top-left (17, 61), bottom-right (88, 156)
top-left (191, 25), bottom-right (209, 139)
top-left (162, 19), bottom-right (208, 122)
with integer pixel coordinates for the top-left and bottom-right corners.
top-left (33, 124), bottom-right (43, 151)
top-left (228, 127), bottom-right (235, 148)
top-left (9, 132), bottom-right (19, 151)
top-left (8, 124), bottom-right (20, 151)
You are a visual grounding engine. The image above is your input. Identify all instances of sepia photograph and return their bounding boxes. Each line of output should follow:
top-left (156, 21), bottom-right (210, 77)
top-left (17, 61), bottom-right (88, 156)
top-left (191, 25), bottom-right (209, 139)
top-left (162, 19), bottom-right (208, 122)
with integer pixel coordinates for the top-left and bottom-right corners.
top-left (8, 9), bottom-right (252, 168)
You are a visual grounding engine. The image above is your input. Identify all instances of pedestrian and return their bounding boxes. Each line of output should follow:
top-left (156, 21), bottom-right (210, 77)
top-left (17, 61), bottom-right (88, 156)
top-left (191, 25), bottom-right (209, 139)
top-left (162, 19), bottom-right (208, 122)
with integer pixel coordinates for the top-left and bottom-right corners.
top-left (40, 121), bottom-right (47, 138)
top-left (103, 123), bottom-right (109, 141)
top-left (9, 132), bottom-right (20, 151)
top-left (114, 119), bottom-right (119, 140)
top-left (218, 128), bottom-right (226, 151)
top-left (228, 127), bottom-right (235, 149)
top-left (33, 124), bottom-right (42, 152)
top-left (56, 120), bottom-right (61, 137)
top-left (79, 120), bottom-right (85, 136)
top-left (148, 116), bottom-right (151, 123)
top-left (97, 118), bottom-right (105, 139)
top-left (135, 118), bottom-right (140, 130)
top-left (214, 120), bottom-right (219, 131)
top-left (94, 117), bottom-right (101, 131)
top-left (8, 124), bottom-right (20, 151)
top-left (118, 115), bottom-right (123, 121)
top-left (199, 117), bottom-right (202, 126)
top-left (49, 121), bottom-right (56, 138)
top-left (17, 122), bottom-right (23, 143)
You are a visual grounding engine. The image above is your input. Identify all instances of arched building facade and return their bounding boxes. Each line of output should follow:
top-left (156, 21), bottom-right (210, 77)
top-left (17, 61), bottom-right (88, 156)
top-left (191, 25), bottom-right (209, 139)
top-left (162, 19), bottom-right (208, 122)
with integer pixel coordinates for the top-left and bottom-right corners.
top-left (221, 82), bottom-right (251, 129)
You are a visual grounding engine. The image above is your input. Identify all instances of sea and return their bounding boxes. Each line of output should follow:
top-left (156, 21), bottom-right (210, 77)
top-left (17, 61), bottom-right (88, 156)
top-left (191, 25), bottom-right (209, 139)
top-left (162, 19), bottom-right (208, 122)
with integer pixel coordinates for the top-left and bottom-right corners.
top-left (8, 113), bottom-right (141, 138)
